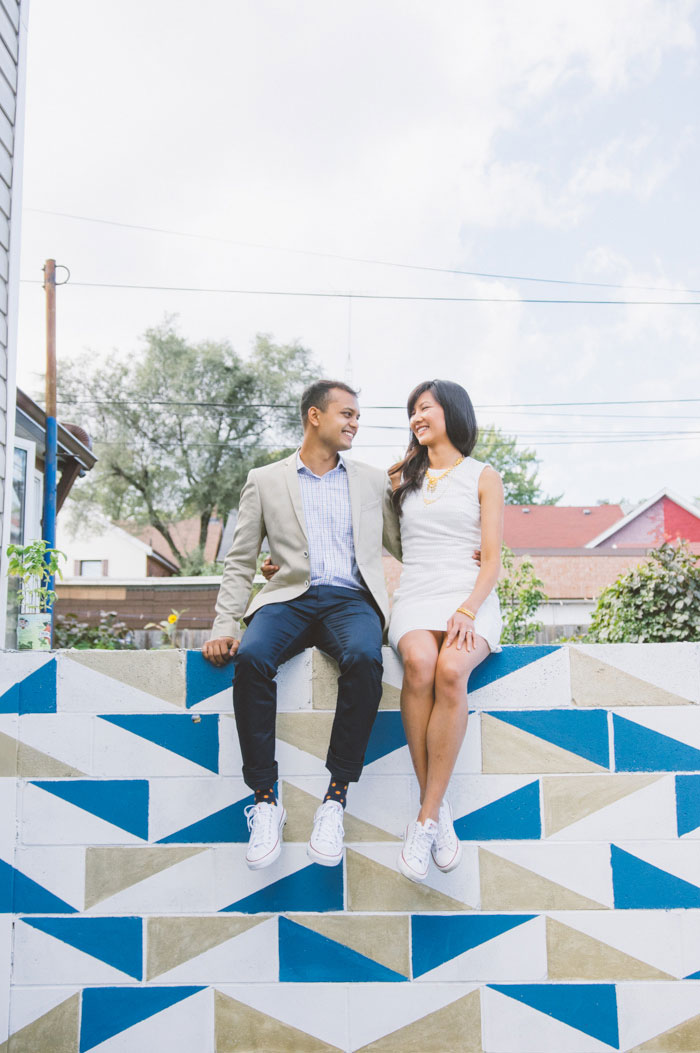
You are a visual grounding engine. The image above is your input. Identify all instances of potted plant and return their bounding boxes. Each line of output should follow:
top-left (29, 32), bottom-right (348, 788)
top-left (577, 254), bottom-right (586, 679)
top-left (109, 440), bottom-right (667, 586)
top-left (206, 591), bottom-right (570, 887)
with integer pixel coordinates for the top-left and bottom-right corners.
top-left (6, 540), bottom-right (65, 650)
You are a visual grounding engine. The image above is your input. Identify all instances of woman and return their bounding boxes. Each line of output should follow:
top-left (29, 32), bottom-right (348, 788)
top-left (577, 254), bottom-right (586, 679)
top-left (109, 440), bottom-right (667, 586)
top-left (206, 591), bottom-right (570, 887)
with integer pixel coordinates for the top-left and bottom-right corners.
top-left (389, 379), bottom-right (503, 883)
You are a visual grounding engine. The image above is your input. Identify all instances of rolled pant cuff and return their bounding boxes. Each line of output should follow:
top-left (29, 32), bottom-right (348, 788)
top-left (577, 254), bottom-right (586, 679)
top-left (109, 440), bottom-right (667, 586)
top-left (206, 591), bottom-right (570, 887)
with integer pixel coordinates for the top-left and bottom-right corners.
top-left (326, 750), bottom-right (363, 783)
top-left (243, 763), bottom-right (279, 792)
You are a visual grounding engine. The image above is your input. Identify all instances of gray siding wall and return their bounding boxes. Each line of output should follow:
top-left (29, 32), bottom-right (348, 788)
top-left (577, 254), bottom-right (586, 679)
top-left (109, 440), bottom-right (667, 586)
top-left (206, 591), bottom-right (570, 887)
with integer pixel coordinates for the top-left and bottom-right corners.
top-left (0, 0), bottom-right (20, 536)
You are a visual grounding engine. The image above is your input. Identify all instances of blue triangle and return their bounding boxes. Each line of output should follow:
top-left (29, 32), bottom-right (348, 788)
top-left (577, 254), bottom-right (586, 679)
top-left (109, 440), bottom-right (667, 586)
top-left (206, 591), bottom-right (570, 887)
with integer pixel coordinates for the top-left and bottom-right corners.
top-left (488, 709), bottom-right (609, 768)
top-left (0, 859), bottom-right (76, 913)
top-left (676, 775), bottom-right (700, 836)
top-left (467, 646), bottom-right (560, 692)
top-left (685, 969), bottom-right (700, 979)
top-left (222, 861), bottom-right (343, 913)
top-left (32, 780), bottom-right (149, 840)
top-left (0, 659), bottom-right (56, 714)
top-left (80, 986), bottom-right (203, 1052)
top-left (614, 715), bottom-right (700, 773)
top-left (412, 915), bottom-right (535, 977)
top-left (24, 917), bottom-right (142, 979)
top-left (489, 983), bottom-right (618, 1047)
top-left (279, 916), bottom-right (406, 982)
top-left (364, 711), bottom-right (406, 764)
top-left (454, 781), bottom-right (541, 840)
top-left (99, 714), bottom-right (219, 772)
top-left (158, 796), bottom-right (253, 843)
top-left (185, 649), bottom-right (233, 708)
top-left (612, 844), bottom-right (700, 908)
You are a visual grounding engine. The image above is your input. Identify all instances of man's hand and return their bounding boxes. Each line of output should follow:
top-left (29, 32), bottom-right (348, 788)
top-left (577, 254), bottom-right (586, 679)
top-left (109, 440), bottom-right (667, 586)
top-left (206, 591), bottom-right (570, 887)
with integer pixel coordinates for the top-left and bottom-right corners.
top-left (472, 549), bottom-right (481, 565)
top-left (261, 557), bottom-right (280, 581)
top-left (202, 637), bottom-right (239, 666)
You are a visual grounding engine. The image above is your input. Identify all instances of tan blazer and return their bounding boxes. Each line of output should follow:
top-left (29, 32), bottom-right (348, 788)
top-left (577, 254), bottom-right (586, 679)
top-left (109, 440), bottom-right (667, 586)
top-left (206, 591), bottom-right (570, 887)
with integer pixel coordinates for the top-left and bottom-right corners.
top-left (210, 453), bottom-right (402, 639)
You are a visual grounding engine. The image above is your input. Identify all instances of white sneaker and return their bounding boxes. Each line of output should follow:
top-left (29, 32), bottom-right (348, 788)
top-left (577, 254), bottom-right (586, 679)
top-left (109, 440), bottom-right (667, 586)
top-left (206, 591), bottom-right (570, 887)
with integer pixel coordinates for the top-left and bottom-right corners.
top-left (307, 800), bottom-right (345, 866)
top-left (398, 818), bottom-right (438, 882)
top-left (431, 799), bottom-right (463, 873)
top-left (244, 801), bottom-right (286, 870)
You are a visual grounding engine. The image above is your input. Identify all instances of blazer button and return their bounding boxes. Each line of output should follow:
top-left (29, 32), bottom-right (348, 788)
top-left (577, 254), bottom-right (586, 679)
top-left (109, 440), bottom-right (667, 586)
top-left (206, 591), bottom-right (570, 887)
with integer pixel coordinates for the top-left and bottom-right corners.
top-left (304, 579), bottom-right (309, 586)
top-left (303, 551), bottom-right (308, 558)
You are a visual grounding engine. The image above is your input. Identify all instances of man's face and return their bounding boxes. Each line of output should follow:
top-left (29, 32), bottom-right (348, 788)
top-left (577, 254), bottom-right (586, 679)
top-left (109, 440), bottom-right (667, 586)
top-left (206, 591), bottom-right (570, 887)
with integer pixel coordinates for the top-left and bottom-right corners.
top-left (314, 389), bottom-right (360, 451)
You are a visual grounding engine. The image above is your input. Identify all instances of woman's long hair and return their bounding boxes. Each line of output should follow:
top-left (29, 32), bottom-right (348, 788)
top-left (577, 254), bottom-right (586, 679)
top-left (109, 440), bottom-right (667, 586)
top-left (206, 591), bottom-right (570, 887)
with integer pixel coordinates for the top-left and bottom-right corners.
top-left (389, 380), bottom-right (479, 513)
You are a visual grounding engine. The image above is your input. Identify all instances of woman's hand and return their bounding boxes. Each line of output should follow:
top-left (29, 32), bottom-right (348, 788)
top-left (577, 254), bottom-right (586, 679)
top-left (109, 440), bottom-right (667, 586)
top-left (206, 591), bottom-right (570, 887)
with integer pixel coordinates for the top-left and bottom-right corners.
top-left (260, 557), bottom-right (280, 581)
top-left (445, 611), bottom-right (477, 651)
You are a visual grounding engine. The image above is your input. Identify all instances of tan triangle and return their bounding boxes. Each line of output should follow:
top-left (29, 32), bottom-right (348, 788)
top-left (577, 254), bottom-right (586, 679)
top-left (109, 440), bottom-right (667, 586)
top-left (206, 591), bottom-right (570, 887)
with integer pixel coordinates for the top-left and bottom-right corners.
top-left (291, 914), bottom-right (409, 977)
top-left (546, 917), bottom-right (673, 981)
top-left (543, 773), bottom-right (661, 835)
top-left (355, 989), bottom-right (482, 1052)
top-left (147, 915), bottom-right (268, 979)
top-left (0, 992), bottom-right (80, 1053)
top-left (214, 990), bottom-right (343, 1052)
top-left (282, 782), bottom-right (399, 843)
top-left (64, 650), bottom-right (185, 706)
top-left (480, 848), bottom-right (606, 911)
top-left (379, 682), bottom-right (401, 710)
top-left (85, 845), bottom-right (206, 908)
top-left (626, 1011), bottom-right (700, 1052)
top-left (347, 848), bottom-right (471, 912)
top-left (571, 648), bottom-right (690, 707)
top-left (0, 731), bottom-right (17, 776)
top-left (16, 739), bottom-right (85, 778)
top-left (481, 713), bottom-right (606, 774)
top-left (277, 712), bottom-right (334, 761)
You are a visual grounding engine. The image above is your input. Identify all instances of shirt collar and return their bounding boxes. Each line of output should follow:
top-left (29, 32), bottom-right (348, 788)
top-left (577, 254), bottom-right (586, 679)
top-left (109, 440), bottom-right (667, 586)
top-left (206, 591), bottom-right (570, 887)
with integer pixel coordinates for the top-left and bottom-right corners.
top-left (296, 449), bottom-right (346, 476)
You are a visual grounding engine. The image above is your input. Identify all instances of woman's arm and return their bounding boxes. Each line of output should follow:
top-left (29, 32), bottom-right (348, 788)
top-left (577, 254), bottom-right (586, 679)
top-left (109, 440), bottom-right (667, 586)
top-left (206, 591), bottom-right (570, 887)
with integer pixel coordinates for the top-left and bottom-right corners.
top-left (445, 466), bottom-right (504, 649)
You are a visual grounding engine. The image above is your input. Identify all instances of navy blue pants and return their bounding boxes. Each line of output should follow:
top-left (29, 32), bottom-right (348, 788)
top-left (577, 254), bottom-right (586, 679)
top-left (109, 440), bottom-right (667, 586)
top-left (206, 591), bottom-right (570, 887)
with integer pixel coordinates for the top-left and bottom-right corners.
top-left (232, 585), bottom-right (383, 790)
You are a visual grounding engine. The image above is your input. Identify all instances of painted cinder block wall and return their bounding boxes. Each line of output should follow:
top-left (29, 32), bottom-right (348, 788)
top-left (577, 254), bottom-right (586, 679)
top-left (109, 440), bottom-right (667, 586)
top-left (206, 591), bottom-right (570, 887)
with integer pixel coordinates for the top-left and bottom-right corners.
top-left (2, 643), bottom-right (700, 1052)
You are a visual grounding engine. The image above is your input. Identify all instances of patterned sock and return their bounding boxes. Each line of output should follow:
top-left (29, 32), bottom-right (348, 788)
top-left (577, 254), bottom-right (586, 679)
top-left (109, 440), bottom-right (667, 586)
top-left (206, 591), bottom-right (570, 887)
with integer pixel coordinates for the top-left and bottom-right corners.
top-left (324, 778), bottom-right (348, 809)
top-left (254, 786), bottom-right (277, 806)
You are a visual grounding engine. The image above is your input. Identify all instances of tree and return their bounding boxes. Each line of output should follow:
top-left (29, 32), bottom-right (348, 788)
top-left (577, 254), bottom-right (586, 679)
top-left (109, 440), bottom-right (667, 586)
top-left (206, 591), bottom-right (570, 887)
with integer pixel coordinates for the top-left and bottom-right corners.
top-left (584, 540), bottom-right (700, 643)
top-left (473, 425), bottom-right (559, 505)
top-left (497, 545), bottom-right (547, 644)
top-left (58, 320), bottom-right (318, 568)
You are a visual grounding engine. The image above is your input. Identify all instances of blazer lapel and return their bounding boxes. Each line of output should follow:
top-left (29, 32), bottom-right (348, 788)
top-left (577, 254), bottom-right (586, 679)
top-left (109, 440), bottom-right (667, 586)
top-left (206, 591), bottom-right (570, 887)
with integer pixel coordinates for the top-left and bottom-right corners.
top-left (344, 458), bottom-right (361, 549)
top-left (285, 454), bottom-right (308, 540)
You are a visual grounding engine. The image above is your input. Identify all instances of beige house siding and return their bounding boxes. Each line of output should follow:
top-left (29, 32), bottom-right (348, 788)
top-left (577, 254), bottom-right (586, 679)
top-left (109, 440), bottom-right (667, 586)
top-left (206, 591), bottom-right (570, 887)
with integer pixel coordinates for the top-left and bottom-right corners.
top-left (0, 0), bottom-right (29, 644)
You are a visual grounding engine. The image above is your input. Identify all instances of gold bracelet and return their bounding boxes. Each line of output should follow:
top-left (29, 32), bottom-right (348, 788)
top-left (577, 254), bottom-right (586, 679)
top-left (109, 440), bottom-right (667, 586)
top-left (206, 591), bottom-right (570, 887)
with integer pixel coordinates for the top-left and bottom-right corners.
top-left (457, 606), bottom-right (476, 620)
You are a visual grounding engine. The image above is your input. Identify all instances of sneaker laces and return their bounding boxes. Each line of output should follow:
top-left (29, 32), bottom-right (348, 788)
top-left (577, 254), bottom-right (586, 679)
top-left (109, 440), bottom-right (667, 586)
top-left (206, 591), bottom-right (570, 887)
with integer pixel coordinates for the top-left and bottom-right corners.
top-left (244, 802), bottom-right (275, 847)
top-left (314, 803), bottom-right (344, 846)
top-left (435, 804), bottom-right (455, 850)
top-left (404, 820), bottom-right (436, 860)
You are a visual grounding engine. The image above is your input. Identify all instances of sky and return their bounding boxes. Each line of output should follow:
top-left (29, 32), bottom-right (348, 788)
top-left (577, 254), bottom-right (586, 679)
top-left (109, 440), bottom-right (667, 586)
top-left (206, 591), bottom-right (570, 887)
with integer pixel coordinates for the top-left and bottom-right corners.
top-left (15, 0), bottom-right (700, 505)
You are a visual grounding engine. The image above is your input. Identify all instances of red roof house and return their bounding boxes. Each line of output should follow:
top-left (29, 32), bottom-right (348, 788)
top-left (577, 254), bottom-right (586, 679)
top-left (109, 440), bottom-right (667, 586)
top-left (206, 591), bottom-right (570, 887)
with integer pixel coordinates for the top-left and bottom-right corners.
top-left (504, 505), bottom-right (624, 550)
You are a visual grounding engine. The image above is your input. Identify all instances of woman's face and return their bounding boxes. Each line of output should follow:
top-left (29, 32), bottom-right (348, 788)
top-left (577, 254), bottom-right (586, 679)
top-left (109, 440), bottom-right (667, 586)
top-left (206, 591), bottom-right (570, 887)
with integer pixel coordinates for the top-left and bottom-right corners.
top-left (409, 389), bottom-right (447, 446)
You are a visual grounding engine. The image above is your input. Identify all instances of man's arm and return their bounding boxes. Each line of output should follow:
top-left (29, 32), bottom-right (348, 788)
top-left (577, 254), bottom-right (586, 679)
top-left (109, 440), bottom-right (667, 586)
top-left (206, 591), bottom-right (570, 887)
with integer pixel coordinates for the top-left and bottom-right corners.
top-left (381, 475), bottom-right (402, 562)
top-left (205, 472), bottom-right (265, 660)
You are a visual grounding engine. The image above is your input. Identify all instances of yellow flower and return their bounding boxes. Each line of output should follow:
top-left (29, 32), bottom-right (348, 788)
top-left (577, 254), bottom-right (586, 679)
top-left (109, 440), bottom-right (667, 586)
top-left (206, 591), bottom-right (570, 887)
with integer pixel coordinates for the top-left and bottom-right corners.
top-left (167, 613), bottom-right (178, 624)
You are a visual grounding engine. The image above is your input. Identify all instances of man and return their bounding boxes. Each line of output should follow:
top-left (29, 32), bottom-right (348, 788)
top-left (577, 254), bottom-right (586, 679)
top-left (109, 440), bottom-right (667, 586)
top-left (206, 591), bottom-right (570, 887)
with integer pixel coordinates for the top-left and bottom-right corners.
top-left (203, 380), bottom-right (401, 871)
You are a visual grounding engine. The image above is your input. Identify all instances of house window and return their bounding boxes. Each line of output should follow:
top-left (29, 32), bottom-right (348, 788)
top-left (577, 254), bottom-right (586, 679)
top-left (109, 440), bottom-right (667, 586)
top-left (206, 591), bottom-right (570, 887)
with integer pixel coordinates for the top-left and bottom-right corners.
top-left (79, 560), bottom-right (104, 578)
top-left (11, 447), bottom-right (28, 544)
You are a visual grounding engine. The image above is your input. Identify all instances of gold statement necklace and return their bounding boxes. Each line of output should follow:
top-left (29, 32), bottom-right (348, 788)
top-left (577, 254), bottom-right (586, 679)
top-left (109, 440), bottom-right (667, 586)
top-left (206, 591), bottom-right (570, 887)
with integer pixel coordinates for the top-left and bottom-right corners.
top-left (423, 456), bottom-right (464, 504)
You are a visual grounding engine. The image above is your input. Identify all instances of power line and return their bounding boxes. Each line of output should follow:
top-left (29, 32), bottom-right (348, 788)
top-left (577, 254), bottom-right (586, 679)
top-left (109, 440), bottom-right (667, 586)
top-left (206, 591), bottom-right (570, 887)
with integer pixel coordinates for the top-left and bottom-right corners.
top-left (56, 396), bottom-right (700, 409)
top-left (24, 206), bottom-right (700, 296)
top-left (18, 277), bottom-right (700, 305)
top-left (92, 434), bottom-right (700, 449)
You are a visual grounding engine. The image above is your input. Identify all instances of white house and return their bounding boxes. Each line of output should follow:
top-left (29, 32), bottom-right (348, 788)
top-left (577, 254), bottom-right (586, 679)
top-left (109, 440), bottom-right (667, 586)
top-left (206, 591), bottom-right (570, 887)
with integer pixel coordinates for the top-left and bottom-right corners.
top-left (57, 503), bottom-right (178, 579)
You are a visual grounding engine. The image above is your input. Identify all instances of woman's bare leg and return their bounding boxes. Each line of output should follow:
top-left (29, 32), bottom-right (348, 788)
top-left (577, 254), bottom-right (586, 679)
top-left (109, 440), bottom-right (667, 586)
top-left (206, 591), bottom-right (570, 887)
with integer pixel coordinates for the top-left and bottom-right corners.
top-left (397, 630), bottom-right (441, 800)
top-left (417, 635), bottom-right (490, 824)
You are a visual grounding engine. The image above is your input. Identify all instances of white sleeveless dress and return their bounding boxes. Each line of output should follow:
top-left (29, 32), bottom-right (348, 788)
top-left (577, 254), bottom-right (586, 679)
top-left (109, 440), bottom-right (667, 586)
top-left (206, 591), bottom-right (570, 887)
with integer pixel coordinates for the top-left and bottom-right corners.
top-left (388, 456), bottom-right (503, 653)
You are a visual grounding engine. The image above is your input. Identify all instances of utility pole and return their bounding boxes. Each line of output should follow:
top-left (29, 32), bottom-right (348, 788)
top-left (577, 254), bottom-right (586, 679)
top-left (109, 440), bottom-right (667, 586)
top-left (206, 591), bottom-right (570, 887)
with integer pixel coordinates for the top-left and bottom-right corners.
top-left (42, 259), bottom-right (57, 637)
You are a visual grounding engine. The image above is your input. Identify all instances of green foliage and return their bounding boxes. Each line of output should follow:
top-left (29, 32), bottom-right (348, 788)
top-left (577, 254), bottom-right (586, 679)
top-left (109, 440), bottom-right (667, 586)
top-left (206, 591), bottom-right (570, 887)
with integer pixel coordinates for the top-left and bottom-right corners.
top-left (145, 608), bottom-right (187, 648)
top-left (177, 547), bottom-right (221, 577)
top-left (584, 540), bottom-right (700, 643)
top-left (6, 541), bottom-right (65, 612)
top-left (54, 610), bottom-right (135, 649)
top-left (58, 319), bottom-right (316, 566)
top-left (497, 544), bottom-right (547, 644)
top-left (473, 426), bottom-right (559, 505)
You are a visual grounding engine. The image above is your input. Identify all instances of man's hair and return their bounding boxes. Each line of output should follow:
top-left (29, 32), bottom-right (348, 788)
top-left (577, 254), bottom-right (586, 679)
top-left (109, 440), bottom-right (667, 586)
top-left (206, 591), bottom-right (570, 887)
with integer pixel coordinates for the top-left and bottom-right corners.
top-left (300, 380), bottom-right (359, 425)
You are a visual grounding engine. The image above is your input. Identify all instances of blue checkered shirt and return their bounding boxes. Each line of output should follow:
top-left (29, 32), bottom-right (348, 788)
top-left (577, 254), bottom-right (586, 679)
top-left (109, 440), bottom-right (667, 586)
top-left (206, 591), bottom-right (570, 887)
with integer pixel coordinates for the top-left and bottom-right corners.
top-left (296, 452), bottom-right (364, 591)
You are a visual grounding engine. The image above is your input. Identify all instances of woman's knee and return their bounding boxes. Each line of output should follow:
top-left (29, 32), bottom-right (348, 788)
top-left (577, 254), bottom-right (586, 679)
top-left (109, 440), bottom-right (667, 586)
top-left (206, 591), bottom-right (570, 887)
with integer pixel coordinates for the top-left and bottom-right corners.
top-left (435, 652), bottom-right (470, 693)
top-left (402, 646), bottom-right (438, 688)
